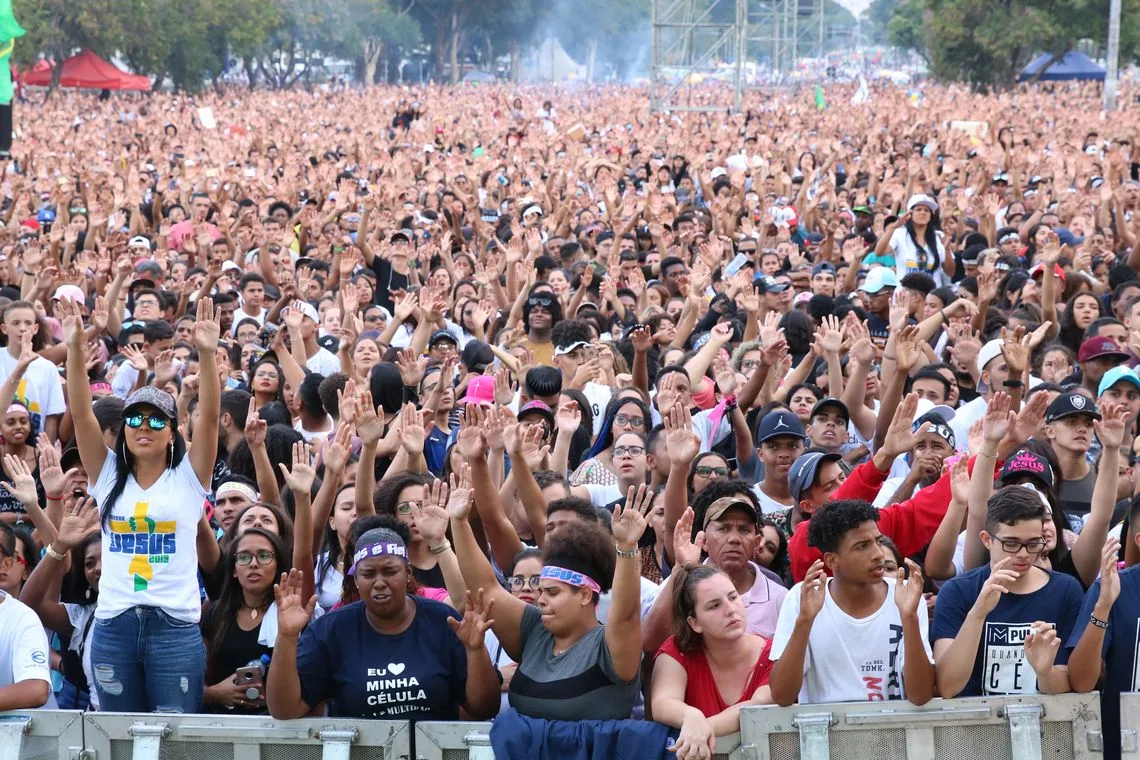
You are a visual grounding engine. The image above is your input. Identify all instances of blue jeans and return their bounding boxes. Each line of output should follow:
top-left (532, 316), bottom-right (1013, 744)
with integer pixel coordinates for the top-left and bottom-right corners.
top-left (90, 607), bottom-right (205, 713)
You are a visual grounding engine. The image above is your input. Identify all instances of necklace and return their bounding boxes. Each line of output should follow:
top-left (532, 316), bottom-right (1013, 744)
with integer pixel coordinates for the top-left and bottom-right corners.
top-left (243, 604), bottom-right (268, 622)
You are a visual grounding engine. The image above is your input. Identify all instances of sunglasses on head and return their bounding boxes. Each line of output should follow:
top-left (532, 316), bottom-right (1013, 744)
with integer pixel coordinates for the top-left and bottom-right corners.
top-left (124, 413), bottom-right (169, 431)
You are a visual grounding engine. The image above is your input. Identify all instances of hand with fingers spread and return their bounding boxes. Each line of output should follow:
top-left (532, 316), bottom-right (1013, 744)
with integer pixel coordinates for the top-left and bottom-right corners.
top-left (815, 315), bottom-right (845, 355)
top-left (278, 441), bottom-right (316, 494)
top-left (998, 325), bottom-right (1030, 378)
top-left (274, 569), bottom-right (318, 640)
top-left (37, 438), bottom-right (78, 499)
top-left (555, 401), bottom-right (582, 435)
top-left (413, 479), bottom-right (451, 546)
top-left (355, 389), bottom-right (383, 446)
top-left (612, 484), bottom-right (652, 550)
top-left (881, 393), bottom-right (929, 458)
top-left (1094, 401), bottom-right (1132, 451)
top-left (673, 507), bottom-right (706, 567)
top-left (53, 495), bottom-right (101, 551)
top-left (457, 404), bottom-right (489, 460)
top-left (398, 403), bottom-right (427, 454)
top-left (121, 344), bottom-right (149, 372)
top-left (396, 348), bottom-right (428, 388)
top-left (0, 453), bottom-right (39, 508)
top-left (1009, 391), bottom-right (1048, 446)
top-left (981, 391), bottom-right (1013, 444)
top-left (448, 589), bottom-right (497, 651)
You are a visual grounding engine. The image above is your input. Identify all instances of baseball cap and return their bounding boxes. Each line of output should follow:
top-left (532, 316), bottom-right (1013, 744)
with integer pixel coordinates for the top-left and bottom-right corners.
top-left (852, 205), bottom-right (874, 216)
top-left (999, 449), bottom-right (1055, 490)
top-left (1029, 262), bottom-right (1066, 283)
top-left (460, 375), bottom-right (496, 407)
top-left (429, 330), bottom-right (458, 348)
top-left (793, 291), bottom-right (813, 306)
top-left (976, 338), bottom-right (1005, 377)
top-left (1099, 366), bottom-right (1140, 398)
top-left (52, 284), bottom-right (86, 304)
top-left (390, 229), bottom-right (413, 244)
top-left (788, 451), bottom-right (843, 503)
top-left (858, 267), bottom-right (899, 294)
top-left (914, 412), bottom-right (955, 448)
top-left (912, 398), bottom-right (956, 424)
top-left (1045, 391), bottom-right (1101, 423)
top-left (123, 386), bottom-right (177, 421)
top-left (128, 235), bottom-right (152, 250)
top-left (461, 340), bottom-right (494, 374)
top-left (755, 410), bottom-right (806, 444)
top-left (555, 340), bottom-right (591, 357)
top-left (1078, 337), bottom-right (1129, 364)
top-left (906, 194), bottom-right (938, 213)
top-left (811, 262), bottom-right (836, 277)
top-left (293, 300), bottom-right (319, 323)
top-left (702, 496), bottom-right (757, 529)
top-left (518, 400), bottom-right (555, 428)
top-left (809, 398), bottom-right (849, 423)
top-left (755, 275), bottom-right (789, 294)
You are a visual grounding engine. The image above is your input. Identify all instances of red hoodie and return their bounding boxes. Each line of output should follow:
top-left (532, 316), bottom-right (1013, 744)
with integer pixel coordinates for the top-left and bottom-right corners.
top-left (787, 456), bottom-right (975, 582)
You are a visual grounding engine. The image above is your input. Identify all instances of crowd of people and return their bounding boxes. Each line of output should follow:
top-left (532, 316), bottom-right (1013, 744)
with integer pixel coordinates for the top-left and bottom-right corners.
top-left (0, 78), bottom-right (1139, 758)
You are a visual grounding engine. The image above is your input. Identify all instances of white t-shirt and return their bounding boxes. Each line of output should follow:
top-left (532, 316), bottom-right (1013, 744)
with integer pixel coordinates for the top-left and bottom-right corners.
top-left (92, 452), bottom-right (210, 623)
top-left (771, 577), bottom-right (933, 704)
top-left (232, 306), bottom-right (268, 332)
top-left (949, 396), bottom-right (988, 453)
top-left (597, 575), bottom-right (661, 624)
top-left (583, 383), bottom-right (613, 437)
top-left (0, 592), bottom-right (52, 698)
top-left (111, 363), bottom-right (141, 399)
top-left (63, 602), bottom-right (99, 710)
top-left (0, 351), bottom-right (65, 432)
top-left (315, 552), bottom-right (344, 612)
top-left (753, 486), bottom-right (793, 515)
top-left (889, 227), bottom-right (950, 287)
top-left (306, 347), bottom-right (341, 377)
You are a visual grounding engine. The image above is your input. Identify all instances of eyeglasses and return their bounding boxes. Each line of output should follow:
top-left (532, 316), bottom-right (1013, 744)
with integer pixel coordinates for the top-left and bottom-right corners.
top-left (614, 414), bottom-right (645, 429)
top-left (135, 299), bottom-right (159, 308)
top-left (235, 550), bottom-right (276, 566)
top-left (695, 466), bottom-right (730, 479)
top-left (396, 501), bottom-right (416, 514)
top-left (507, 575), bottom-right (541, 591)
top-left (124, 414), bottom-right (169, 431)
top-left (993, 536), bottom-right (1047, 555)
top-left (364, 314), bottom-right (384, 323)
top-left (613, 445), bottom-right (645, 459)
top-left (741, 359), bottom-right (762, 371)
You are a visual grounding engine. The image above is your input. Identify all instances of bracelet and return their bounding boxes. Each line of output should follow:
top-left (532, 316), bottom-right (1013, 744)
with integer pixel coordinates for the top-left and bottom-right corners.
top-left (939, 309), bottom-right (947, 322)
top-left (1089, 614), bottom-right (1109, 630)
top-left (45, 492), bottom-right (65, 501)
top-left (45, 544), bottom-right (66, 561)
top-left (22, 270), bottom-right (37, 277)
top-left (615, 544), bottom-right (638, 559)
top-left (428, 540), bottom-right (451, 555)
top-left (883, 354), bottom-right (897, 361)
top-left (978, 448), bottom-right (999, 458)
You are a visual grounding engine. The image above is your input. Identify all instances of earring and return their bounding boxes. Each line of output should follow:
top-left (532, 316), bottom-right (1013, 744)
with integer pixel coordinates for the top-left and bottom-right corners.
top-left (168, 441), bottom-right (174, 468)
top-left (85, 587), bottom-right (92, 601)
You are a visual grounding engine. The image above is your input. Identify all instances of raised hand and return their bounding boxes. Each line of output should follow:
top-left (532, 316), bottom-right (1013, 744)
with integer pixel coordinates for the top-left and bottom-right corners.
top-left (446, 464), bottom-right (473, 521)
top-left (447, 589), bottom-right (497, 651)
top-left (398, 402), bottom-right (427, 454)
top-left (0, 453), bottom-right (38, 508)
top-left (396, 348), bottom-right (427, 388)
top-left (193, 296), bottom-right (222, 352)
top-left (1010, 391), bottom-right (1048, 445)
top-left (245, 397), bottom-right (268, 448)
top-left (322, 422), bottom-right (352, 475)
top-left (894, 559), bottom-right (925, 618)
top-left (355, 389), bottom-right (383, 446)
top-left (948, 454), bottom-right (970, 504)
top-left (274, 569), bottom-right (318, 640)
top-left (37, 437), bottom-right (78, 499)
top-left (972, 557), bottom-right (1019, 617)
top-left (612, 484), bottom-right (652, 550)
top-left (629, 325), bottom-right (654, 353)
top-left (54, 495), bottom-right (101, 550)
top-left (998, 325), bottom-right (1030, 377)
top-left (665, 402), bottom-right (700, 466)
top-left (673, 506), bottom-right (706, 567)
top-left (815, 314), bottom-right (845, 354)
top-left (457, 404), bottom-right (489, 460)
top-left (882, 393), bottom-right (929, 458)
top-left (121, 344), bottom-right (149, 372)
top-left (981, 391), bottom-right (1013, 444)
top-left (555, 401), bottom-right (582, 435)
top-left (277, 441), bottom-right (316, 495)
top-left (798, 560), bottom-right (828, 622)
top-left (1094, 401), bottom-right (1131, 450)
top-left (413, 479), bottom-right (451, 545)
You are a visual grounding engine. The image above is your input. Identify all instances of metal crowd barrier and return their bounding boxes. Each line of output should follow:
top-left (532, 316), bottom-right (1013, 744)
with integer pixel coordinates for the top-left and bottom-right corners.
top-left (0, 695), bottom-right (1126, 760)
top-left (738, 693), bottom-right (1104, 760)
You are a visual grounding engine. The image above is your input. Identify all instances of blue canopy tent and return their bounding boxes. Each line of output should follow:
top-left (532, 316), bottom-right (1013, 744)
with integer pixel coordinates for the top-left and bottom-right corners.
top-left (1018, 51), bottom-right (1105, 82)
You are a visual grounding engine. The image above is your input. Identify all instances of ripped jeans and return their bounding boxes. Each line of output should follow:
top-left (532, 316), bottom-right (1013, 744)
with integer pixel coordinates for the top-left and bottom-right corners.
top-left (90, 606), bottom-right (205, 713)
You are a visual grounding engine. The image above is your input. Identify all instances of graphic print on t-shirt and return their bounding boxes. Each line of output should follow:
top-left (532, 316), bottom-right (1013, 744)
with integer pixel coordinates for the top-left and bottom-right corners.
top-left (13, 376), bottom-right (42, 435)
top-left (364, 661), bottom-right (428, 716)
top-left (862, 623), bottom-right (904, 700)
top-left (108, 501), bottom-right (176, 592)
top-left (983, 621), bottom-right (1050, 694)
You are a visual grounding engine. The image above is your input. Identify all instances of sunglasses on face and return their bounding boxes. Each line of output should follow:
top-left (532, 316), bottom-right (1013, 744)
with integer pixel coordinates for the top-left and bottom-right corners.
top-left (235, 549), bottom-right (275, 566)
top-left (527, 295), bottom-right (554, 309)
top-left (695, 465), bottom-right (730, 479)
top-left (507, 575), bottom-right (541, 591)
top-left (124, 414), bottom-right (169, 431)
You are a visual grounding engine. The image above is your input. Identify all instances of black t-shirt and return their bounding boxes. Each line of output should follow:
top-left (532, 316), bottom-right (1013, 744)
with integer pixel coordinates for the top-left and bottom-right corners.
top-left (370, 258), bottom-right (409, 313)
top-left (201, 605), bottom-right (273, 714)
top-left (412, 562), bottom-right (446, 590)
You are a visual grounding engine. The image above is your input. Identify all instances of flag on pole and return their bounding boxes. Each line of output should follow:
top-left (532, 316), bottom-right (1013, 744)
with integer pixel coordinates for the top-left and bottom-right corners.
top-left (851, 73), bottom-right (870, 105)
top-left (814, 85), bottom-right (826, 111)
top-left (0, 0), bottom-right (24, 107)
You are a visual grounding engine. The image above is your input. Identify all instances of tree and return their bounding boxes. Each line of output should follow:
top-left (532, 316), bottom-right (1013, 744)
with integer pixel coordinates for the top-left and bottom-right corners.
top-left (335, 0), bottom-right (419, 85)
top-left (556, 0), bottom-right (649, 82)
top-left (886, 0), bottom-right (927, 62)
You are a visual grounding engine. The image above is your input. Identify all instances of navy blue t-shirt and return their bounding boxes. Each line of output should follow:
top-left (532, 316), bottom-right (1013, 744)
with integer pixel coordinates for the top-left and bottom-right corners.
top-left (1065, 567), bottom-right (1140, 760)
top-left (930, 565), bottom-right (1083, 696)
top-left (296, 597), bottom-right (467, 719)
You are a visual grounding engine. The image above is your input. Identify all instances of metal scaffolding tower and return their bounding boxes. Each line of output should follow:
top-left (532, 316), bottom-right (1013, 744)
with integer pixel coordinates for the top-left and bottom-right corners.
top-left (650, 0), bottom-right (825, 113)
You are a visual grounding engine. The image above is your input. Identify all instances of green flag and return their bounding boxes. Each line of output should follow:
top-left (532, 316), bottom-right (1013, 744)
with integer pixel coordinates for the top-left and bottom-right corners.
top-left (0, 0), bottom-right (24, 44)
top-left (0, 0), bottom-right (23, 105)
top-left (814, 85), bottom-right (826, 112)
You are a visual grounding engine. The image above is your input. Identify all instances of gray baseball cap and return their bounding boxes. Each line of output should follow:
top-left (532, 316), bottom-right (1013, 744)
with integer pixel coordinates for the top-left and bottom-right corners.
top-left (123, 386), bottom-right (177, 420)
top-left (788, 451), bottom-right (843, 503)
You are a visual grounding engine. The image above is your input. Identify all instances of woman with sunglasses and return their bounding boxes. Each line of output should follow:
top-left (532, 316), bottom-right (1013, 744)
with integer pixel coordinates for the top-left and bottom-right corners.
top-left (688, 452), bottom-right (731, 496)
top-left (62, 296), bottom-right (223, 713)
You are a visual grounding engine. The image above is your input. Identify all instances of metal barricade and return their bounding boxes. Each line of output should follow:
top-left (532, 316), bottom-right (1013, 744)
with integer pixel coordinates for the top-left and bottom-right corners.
top-left (738, 694), bottom-right (1103, 760)
top-left (81, 713), bottom-right (410, 760)
top-left (0, 711), bottom-right (84, 760)
top-left (413, 721), bottom-right (744, 760)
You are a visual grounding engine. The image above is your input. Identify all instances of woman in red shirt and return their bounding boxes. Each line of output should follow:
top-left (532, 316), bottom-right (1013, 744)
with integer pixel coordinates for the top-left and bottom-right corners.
top-left (651, 565), bottom-right (774, 760)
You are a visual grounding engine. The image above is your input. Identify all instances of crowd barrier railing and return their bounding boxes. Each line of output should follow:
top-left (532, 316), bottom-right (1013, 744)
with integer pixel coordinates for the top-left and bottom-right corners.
top-left (737, 693), bottom-right (1103, 760)
top-left (0, 694), bottom-right (1123, 760)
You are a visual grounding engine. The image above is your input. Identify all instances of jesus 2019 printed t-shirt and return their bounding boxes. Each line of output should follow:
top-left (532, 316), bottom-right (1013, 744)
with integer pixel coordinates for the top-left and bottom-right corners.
top-left (295, 597), bottom-right (467, 720)
top-left (92, 453), bottom-right (210, 623)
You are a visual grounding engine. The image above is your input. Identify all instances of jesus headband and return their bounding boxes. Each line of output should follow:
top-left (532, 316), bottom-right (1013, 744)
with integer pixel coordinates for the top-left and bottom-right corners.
top-left (348, 541), bottom-right (408, 575)
top-left (541, 565), bottom-right (601, 594)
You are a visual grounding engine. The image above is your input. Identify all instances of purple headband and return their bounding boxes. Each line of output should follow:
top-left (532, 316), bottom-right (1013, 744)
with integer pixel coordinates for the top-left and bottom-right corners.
top-left (541, 565), bottom-right (601, 594)
top-left (348, 540), bottom-right (408, 575)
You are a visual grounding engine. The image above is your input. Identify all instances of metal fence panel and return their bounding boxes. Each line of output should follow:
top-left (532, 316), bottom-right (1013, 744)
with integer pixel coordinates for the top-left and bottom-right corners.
top-left (0, 711), bottom-right (84, 760)
top-left (82, 713), bottom-right (410, 760)
top-left (739, 694), bottom-right (1103, 760)
top-left (413, 721), bottom-right (744, 760)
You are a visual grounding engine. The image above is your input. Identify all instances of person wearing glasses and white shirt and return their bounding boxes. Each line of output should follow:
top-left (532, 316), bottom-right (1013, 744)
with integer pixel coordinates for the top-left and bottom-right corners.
top-left (0, 522), bottom-right (52, 711)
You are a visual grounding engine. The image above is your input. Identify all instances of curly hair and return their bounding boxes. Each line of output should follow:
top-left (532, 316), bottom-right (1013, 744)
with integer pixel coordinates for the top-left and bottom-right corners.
top-left (339, 516), bottom-right (417, 606)
top-left (373, 471), bottom-right (429, 517)
top-left (542, 520), bottom-right (616, 598)
top-left (806, 499), bottom-right (879, 554)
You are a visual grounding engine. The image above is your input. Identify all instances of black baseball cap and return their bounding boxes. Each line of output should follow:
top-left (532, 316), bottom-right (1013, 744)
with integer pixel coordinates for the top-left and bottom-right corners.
top-left (1045, 391), bottom-right (1101, 423)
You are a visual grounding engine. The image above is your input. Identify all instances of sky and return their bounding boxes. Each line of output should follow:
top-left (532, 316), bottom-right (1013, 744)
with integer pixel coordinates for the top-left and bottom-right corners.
top-left (837, 0), bottom-right (873, 16)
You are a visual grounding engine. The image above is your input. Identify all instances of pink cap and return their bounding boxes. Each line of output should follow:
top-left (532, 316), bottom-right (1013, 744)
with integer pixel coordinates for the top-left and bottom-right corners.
top-left (460, 375), bottom-right (495, 406)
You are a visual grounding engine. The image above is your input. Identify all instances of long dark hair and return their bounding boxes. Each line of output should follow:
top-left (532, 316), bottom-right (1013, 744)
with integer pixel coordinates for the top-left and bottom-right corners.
top-left (905, 212), bottom-right (943, 273)
top-left (100, 416), bottom-right (188, 526)
top-left (583, 396), bottom-right (651, 461)
top-left (317, 482), bottom-right (355, 589)
top-left (60, 533), bottom-right (100, 605)
top-left (203, 528), bottom-right (290, 682)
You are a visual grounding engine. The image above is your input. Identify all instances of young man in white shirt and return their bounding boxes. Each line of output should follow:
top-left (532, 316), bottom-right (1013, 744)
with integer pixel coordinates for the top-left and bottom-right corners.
top-left (769, 499), bottom-right (935, 706)
top-left (0, 523), bottom-right (52, 710)
top-left (0, 301), bottom-right (65, 440)
top-left (283, 300), bottom-right (340, 377)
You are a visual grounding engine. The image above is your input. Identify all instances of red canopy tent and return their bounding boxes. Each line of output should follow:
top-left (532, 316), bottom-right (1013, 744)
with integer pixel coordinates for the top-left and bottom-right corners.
top-left (22, 50), bottom-right (151, 90)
